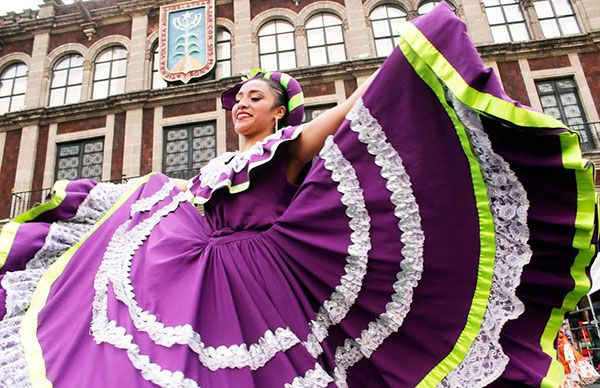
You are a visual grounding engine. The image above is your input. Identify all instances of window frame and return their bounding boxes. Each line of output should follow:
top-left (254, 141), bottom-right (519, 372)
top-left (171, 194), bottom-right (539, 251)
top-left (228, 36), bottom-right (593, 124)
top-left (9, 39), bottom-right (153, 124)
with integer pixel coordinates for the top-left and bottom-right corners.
top-left (0, 62), bottom-right (28, 114)
top-left (151, 42), bottom-right (168, 90)
top-left (92, 45), bottom-right (128, 100)
top-left (216, 28), bottom-right (232, 79)
top-left (54, 137), bottom-right (105, 182)
top-left (369, 4), bottom-right (407, 58)
top-left (258, 19), bottom-right (297, 71)
top-left (305, 12), bottom-right (347, 66)
top-left (483, 0), bottom-right (530, 43)
top-left (532, 0), bottom-right (581, 38)
top-left (162, 121), bottom-right (217, 180)
top-left (48, 53), bottom-right (84, 107)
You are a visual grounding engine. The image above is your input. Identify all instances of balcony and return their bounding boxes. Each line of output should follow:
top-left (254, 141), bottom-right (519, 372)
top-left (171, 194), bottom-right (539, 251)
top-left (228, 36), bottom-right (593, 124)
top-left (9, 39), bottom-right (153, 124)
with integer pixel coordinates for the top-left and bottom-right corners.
top-left (8, 169), bottom-right (199, 219)
top-left (573, 121), bottom-right (600, 153)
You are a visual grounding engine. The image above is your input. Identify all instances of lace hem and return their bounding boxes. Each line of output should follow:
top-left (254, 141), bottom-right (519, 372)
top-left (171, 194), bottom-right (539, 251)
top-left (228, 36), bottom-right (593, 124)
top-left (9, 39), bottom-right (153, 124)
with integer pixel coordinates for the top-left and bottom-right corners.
top-left (303, 135), bottom-right (371, 358)
top-left (284, 363), bottom-right (334, 388)
top-left (0, 181), bottom-right (128, 388)
top-left (439, 94), bottom-right (531, 387)
top-left (92, 184), bottom-right (301, 384)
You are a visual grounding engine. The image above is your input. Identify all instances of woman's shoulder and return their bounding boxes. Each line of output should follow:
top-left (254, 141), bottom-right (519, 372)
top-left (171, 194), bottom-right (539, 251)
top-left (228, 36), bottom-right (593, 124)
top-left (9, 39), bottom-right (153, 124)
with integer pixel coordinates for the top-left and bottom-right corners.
top-left (187, 125), bottom-right (303, 205)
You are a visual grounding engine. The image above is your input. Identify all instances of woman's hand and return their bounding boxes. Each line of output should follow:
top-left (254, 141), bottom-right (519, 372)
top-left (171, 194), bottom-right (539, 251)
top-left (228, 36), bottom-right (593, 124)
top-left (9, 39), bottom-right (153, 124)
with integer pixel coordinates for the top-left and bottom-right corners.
top-left (172, 178), bottom-right (189, 192)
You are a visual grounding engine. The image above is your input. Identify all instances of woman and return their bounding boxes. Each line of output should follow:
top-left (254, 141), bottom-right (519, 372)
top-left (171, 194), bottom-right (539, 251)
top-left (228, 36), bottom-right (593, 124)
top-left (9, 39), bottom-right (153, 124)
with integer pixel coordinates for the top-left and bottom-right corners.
top-left (0, 4), bottom-right (597, 387)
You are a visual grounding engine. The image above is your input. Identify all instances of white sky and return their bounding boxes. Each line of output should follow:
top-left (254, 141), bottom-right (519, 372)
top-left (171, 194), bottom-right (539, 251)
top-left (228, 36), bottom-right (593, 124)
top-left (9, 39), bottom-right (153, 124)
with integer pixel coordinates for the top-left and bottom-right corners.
top-left (0, 0), bottom-right (77, 16)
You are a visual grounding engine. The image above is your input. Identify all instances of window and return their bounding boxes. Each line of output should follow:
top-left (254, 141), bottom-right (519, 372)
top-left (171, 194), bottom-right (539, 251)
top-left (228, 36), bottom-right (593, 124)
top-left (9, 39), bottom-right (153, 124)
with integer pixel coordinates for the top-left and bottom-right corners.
top-left (151, 43), bottom-right (168, 89)
top-left (483, 0), bottom-right (529, 43)
top-left (417, 1), bottom-right (455, 15)
top-left (92, 46), bottom-right (127, 99)
top-left (536, 78), bottom-right (595, 151)
top-left (216, 28), bottom-right (232, 79)
top-left (0, 62), bottom-right (27, 114)
top-left (533, 0), bottom-right (580, 38)
top-left (49, 54), bottom-right (83, 106)
top-left (258, 20), bottom-right (296, 71)
top-left (163, 122), bottom-right (216, 179)
top-left (55, 138), bottom-right (104, 181)
top-left (369, 5), bottom-right (406, 57)
top-left (303, 103), bottom-right (336, 123)
top-left (306, 13), bottom-right (346, 66)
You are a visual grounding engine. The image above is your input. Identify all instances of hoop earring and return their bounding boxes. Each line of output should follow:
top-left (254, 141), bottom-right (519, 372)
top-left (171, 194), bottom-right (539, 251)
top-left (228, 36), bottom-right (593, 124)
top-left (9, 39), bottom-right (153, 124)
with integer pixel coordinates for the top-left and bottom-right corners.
top-left (274, 116), bottom-right (279, 131)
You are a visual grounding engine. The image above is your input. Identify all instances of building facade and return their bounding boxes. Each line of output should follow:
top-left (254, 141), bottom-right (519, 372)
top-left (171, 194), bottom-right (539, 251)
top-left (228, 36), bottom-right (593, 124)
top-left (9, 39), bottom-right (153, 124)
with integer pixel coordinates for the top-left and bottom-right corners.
top-left (0, 0), bottom-right (598, 220)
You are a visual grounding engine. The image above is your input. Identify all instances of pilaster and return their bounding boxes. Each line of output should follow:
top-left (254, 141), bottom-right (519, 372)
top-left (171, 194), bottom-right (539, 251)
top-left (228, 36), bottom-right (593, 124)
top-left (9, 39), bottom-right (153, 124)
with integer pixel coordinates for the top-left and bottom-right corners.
top-left (126, 13), bottom-right (149, 92)
top-left (24, 32), bottom-right (50, 109)
top-left (123, 108), bottom-right (144, 177)
top-left (343, 0), bottom-right (372, 59)
top-left (13, 125), bottom-right (39, 192)
top-left (232, 0), bottom-right (254, 74)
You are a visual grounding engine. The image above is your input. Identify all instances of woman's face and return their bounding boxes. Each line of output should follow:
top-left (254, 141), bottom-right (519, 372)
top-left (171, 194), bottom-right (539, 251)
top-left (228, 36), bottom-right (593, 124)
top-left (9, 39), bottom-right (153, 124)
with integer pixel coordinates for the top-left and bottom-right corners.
top-left (232, 79), bottom-right (285, 138)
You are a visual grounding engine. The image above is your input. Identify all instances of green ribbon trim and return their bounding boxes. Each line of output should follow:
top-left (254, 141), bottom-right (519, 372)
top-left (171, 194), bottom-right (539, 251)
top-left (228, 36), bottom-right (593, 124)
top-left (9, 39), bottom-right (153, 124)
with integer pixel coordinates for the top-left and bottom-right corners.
top-left (0, 180), bottom-right (69, 271)
top-left (192, 125), bottom-right (303, 205)
top-left (540, 133), bottom-right (596, 387)
top-left (21, 175), bottom-right (152, 388)
top-left (398, 21), bottom-right (597, 386)
top-left (398, 38), bottom-right (496, 388)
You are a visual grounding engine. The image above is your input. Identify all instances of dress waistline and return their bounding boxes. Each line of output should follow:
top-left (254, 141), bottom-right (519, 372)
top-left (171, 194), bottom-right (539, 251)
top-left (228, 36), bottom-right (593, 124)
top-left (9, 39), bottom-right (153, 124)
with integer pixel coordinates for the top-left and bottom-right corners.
top-left (208, 229), bottom-right (264, 244)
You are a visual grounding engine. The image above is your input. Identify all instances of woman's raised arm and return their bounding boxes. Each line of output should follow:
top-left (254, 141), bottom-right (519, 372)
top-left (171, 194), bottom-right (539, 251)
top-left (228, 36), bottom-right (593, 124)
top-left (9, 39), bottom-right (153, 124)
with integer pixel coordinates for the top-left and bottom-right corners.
top-left (287, 68), bottom-right (380, 172)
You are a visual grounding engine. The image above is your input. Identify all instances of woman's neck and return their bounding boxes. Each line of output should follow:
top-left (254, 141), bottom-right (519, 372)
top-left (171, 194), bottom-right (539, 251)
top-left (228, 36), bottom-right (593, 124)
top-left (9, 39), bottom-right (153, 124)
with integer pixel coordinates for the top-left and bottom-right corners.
top-left (239, 130), bottom-right (274, 152)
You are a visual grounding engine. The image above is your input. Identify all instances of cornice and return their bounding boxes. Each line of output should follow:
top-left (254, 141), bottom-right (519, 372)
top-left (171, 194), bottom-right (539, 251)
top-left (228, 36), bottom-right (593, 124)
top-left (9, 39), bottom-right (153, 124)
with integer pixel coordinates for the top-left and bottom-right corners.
top-left (476, 31), bottom-right (600, 60)
top-left (0, 58), bottom-right (385, 131)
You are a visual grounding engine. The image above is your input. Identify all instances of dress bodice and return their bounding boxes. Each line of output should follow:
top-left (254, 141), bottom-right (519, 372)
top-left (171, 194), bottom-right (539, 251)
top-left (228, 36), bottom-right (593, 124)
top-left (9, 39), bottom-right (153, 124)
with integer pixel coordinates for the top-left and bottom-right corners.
top-left (202, 146), bottom-right (299, 235)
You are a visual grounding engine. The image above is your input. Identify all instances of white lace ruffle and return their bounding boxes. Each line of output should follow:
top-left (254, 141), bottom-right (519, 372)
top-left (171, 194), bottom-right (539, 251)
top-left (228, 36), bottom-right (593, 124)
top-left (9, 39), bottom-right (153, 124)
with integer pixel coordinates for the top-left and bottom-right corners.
top-left (291, 98), bottom-right (425, 387)
top-left (0, 181), bottom-right (128, 388)
top-left (92, 184), bottom-right (302, 387)
top-left (198, 126), bottom-right (300, 190)
top-left (303, 135), bottom-right (371, 358)
top-left (439, 94), bottom-right (531, 387)
top-left (284, 363), bottom-right (334, 388)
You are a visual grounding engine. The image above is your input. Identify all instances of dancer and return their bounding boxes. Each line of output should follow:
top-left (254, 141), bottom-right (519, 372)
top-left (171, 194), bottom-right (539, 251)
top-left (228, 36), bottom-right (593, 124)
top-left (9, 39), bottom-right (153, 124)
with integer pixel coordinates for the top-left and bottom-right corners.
top-left (0, 3), bottom-right (597, 387)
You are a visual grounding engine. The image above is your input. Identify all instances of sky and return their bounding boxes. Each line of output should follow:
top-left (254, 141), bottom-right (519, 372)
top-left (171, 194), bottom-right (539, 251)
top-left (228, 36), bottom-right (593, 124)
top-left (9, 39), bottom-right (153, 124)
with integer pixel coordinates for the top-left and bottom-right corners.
top-left (0, 0), bottom-right (77, 16)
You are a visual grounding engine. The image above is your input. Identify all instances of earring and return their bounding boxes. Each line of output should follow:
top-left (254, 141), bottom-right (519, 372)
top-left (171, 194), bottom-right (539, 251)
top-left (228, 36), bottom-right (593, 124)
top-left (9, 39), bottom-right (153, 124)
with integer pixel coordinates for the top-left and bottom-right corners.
top-left (274, 116), bottom-right (279, 131)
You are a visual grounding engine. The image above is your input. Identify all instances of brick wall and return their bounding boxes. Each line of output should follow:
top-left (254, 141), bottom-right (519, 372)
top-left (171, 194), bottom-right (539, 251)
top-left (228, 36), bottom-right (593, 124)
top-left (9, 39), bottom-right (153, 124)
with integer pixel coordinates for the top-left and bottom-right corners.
top-left (0, 130), bottom-right (21, 218)
top-left (111, 112), bottom-right (125, 180)
top-left (163, 98), bottom-right (216, 118)
top-left (251, 0), bottom-right (343, 18)
top-left (528, 55), bottom-right (570, 71)
top-left (497, 61), bottom-right (531, 106)
top-left (0, 39), bottom-right (33, 57)
top-left (579, 51), bottom-right (600, 117)
top-left (57, 116), bottom-right (107, 135)
top-left (303, 82), bottom-right (336, 98)
top-left (141, 108), bottom-right (154, 175)
top-left (49, 21), bottom-right (132, 52)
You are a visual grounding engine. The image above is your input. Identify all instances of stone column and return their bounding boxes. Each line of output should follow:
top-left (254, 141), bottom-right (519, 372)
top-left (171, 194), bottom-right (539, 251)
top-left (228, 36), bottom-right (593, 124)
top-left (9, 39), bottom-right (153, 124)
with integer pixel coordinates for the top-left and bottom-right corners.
top-left (0, 132), bottom-right (6, 172)
top-left (122, 108), bottom-right (144, 178)
top-left (24, 32), bottom-right (50, 109)
top-left (460, 0), bottom-right (494, 45)
top-left (521, 0), bottom-right (544, 40)
top-left (574, 0), bottom-right (596, 32)
top-left (232, 0), bottom-right (254, 74)
top-left (343, 0), bottom-right (372, 59)
top-left (126, 13), bottom-right (149, 92)
top-left (13, 125), bottom-right (39, 192)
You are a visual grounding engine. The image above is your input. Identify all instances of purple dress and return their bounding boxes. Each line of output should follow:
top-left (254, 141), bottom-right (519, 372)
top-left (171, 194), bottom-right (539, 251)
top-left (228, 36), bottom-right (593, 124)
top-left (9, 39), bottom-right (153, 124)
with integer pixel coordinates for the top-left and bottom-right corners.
top-left (0, 4), bottom-right (598, 387)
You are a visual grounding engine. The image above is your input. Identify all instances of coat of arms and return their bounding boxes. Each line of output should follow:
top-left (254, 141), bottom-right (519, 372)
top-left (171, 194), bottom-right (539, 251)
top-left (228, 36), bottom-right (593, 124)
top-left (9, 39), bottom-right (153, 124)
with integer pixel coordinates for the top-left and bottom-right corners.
top-left (159, 0), bottom-right (215, 84)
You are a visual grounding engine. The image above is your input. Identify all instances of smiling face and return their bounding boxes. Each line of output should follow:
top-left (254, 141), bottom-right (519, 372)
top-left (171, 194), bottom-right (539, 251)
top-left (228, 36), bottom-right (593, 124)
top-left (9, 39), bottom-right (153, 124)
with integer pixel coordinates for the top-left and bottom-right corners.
top-left (232, 79), bottom-right (286, 141)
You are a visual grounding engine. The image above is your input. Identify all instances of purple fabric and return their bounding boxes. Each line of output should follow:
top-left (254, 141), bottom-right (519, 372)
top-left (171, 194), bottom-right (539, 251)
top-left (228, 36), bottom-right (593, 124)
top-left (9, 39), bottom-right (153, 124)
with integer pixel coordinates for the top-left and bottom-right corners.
top-left (0, 275), bottom-right (5, 320)
top-left (1, 222), bottom-right (50, 275)
top-left (1, 4), bottom-right (595, 387)
top-left (413, 2), bottom-right (541, 115)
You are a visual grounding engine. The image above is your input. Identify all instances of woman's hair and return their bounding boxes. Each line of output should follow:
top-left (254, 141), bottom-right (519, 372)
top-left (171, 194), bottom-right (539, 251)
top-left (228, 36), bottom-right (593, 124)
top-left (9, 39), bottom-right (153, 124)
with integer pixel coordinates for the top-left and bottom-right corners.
top-left (251, 74), bottom-right (288, 125)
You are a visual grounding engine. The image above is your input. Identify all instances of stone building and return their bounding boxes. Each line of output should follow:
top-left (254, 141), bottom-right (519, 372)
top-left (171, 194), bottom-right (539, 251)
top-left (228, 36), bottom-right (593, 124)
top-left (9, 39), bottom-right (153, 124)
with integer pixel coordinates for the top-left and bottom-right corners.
top-left (0, 0), bottom-right (598, 220)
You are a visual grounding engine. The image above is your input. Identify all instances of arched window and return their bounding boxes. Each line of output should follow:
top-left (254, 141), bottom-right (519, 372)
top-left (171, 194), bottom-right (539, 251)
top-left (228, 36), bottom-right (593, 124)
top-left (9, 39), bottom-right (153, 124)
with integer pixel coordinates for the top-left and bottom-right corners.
top-left (483, 0), bottom-right (530, 43)
top-left (49, 54), bottom-right (83, 106)
top-left (418, 0), bottom-right (456, 15)
top-left (92, 46), bottom-right (127, 99)
top-left (216, 28), bottom-right (232, 79)
top-left (306, 13), bottom-right (346, 66)
top-left (0, 62), bottom-right (27, 114)
top-left (369, 5), bottom-right (406, 57)
top-left (258, 20), bottom-right (296, 71)
top-left (533, 0), bottom-right (580, 38)
top-left (151, 42), bottom-right (167, 89)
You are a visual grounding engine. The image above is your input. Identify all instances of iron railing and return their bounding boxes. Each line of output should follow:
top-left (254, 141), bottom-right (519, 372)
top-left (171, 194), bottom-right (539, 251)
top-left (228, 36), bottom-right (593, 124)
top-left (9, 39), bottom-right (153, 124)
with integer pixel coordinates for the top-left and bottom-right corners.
top-left (9, 169), bottom-right (201, 219)
top-left (572, 121), bottom-right (600, 152)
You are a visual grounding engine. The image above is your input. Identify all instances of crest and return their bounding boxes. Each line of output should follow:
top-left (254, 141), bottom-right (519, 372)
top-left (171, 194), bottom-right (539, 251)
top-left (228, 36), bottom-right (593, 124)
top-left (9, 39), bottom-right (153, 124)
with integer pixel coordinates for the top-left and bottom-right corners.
top-left (159, 0), bottom-right (215, 84)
